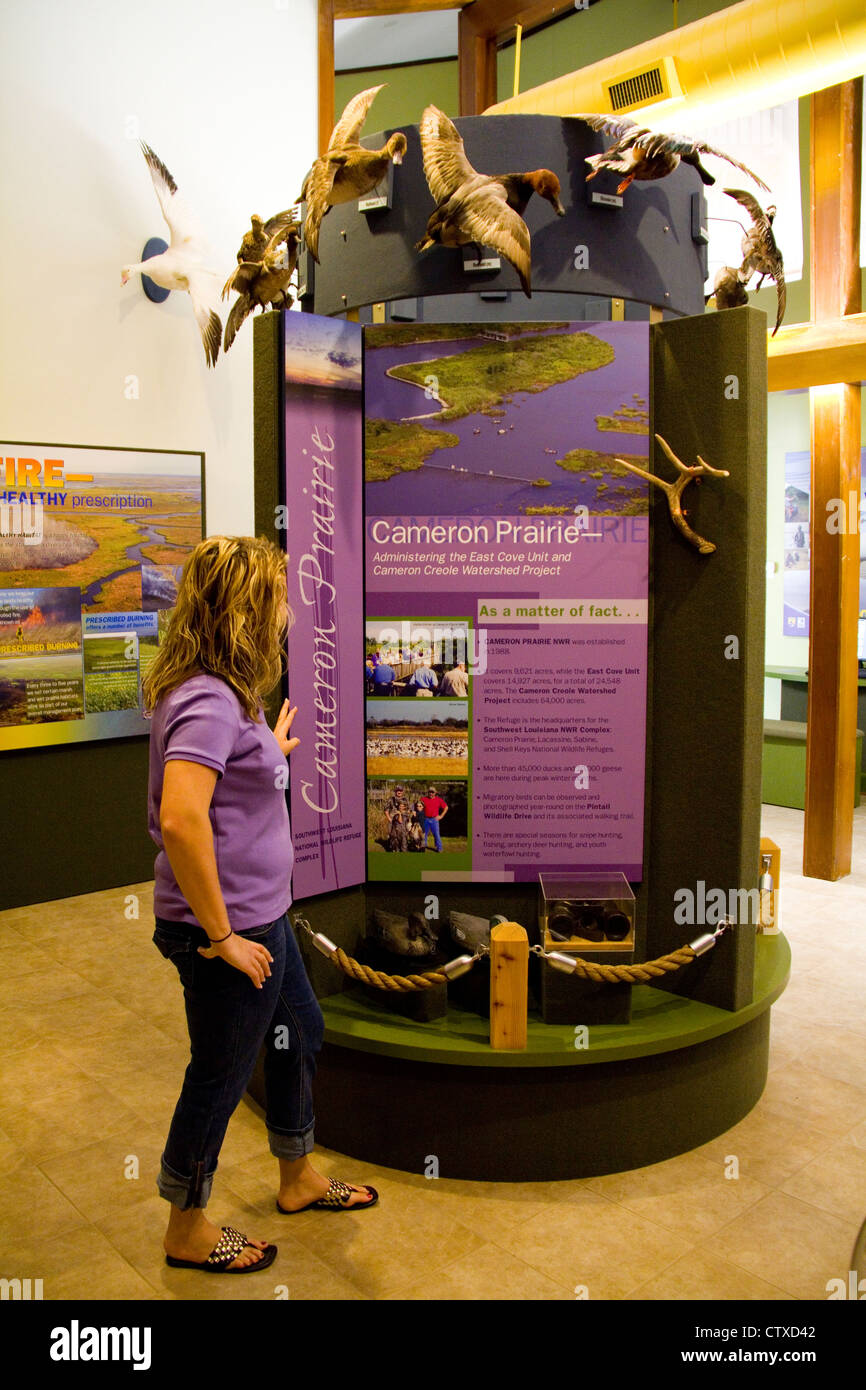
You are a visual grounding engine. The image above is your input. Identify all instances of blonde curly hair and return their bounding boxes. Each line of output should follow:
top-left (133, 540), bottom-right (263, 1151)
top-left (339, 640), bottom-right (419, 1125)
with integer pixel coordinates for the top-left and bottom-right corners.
top-left (141, 535), bottom-right (291, 721)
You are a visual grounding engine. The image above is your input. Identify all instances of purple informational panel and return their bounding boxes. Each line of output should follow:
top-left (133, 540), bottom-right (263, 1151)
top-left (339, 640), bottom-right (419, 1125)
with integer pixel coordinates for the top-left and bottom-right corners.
top-left (283, 313), bottom-right (365, 898)
top-left (364, 322), bottom-right (650, 883)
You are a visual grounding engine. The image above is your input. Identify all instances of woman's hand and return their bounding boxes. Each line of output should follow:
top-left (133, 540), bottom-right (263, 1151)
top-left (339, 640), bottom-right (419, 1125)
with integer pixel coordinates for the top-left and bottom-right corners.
top-left (198, 932), bottom-right (274, 988)
top-left (273, 700), bottom-right (300, 757)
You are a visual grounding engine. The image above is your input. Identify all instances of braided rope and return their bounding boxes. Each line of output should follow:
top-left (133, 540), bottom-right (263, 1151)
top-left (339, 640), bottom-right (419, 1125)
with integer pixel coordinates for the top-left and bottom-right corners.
top-left (554, 946), bottom-right (697, 984)
top-left (326, 944), bottom-right (698, 990)
top-left (333, 947), bottom-right (449, 991)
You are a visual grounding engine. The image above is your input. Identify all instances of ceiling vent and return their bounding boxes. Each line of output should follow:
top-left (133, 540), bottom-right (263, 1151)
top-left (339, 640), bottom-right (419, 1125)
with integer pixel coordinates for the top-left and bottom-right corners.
top-left (603, 56), bottom-right (682, 114)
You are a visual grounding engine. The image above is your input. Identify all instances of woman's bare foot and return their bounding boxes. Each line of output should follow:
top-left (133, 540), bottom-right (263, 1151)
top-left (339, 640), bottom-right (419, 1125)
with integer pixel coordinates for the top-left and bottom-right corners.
top-left (277, 1155), bottom-right (374, 1211)
top-left (164, 1207), bottom-right (270, 1269)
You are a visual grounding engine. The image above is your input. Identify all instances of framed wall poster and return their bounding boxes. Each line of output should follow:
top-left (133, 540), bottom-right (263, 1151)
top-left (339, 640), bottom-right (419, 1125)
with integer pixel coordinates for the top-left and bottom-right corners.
top-left (364, 322), bottom-right (650, 884)
top-left (783, 447), bottom-right (866, 638)
top-left (0, 443), bottom-right (204, 750)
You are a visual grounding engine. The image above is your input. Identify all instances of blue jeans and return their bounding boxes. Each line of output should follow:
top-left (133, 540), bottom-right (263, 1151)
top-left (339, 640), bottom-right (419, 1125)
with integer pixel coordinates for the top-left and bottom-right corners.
top-left (423, 816), bottom-right (443, 851)
top-left (152, 913), bottom-right (325, 1210)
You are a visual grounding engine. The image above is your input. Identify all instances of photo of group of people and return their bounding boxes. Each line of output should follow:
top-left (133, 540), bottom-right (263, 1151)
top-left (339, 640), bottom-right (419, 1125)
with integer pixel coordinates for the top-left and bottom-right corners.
top-left (365, 619), bottom-right (471, 699)
top-left (368, 780), bottom-right (468, 857)
top-left (365, 619), bottom-right (470, 877)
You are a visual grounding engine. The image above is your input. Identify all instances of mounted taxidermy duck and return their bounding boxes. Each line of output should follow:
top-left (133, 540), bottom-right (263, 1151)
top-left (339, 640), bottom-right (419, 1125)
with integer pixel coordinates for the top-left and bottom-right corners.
top-left (221, 211), bottom-right (300, 352)
top-left (300, 85), bottom-right (407, 262)
top-left (576, 115), bottom-right (770, 197)
top-left (415, 105), bottom-right (565, 298)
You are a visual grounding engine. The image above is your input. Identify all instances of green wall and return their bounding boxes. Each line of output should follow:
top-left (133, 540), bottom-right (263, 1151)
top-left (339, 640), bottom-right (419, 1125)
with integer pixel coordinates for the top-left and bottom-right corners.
top-left (335, 58), bottom-right (458, 135)
top-left (496, 0), bottom-right (743, 98)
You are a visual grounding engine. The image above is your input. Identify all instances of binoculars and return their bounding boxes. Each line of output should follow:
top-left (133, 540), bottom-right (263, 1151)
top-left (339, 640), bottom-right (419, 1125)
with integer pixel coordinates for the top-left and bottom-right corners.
top-left (546, 899), bottom-right (632, 944)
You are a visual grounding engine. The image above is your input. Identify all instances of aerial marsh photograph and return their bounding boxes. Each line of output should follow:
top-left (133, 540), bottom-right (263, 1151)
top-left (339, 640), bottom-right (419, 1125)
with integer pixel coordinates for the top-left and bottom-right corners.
top-left (0, 447), bottom-right (202, 614)
top-left (363, 322), bottom-right (650, 517)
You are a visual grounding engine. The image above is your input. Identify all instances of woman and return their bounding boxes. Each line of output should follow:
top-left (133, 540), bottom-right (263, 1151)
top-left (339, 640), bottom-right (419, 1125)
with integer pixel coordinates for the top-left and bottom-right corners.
top-left (143, 535), bottom-right (376, 1276)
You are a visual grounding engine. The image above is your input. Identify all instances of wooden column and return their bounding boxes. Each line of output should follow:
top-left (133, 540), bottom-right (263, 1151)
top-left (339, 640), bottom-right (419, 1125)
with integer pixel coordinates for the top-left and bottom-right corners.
top-left (489, 922), bottom-right (528, 1049)
top-left (318, 0), bottom-right (335, 155)
top-left (458, 7), bottom-right (497, 115)
top-left (458, 3), bottom-right (576, 115)
top-left (803, 79), bottom-right (863, 880)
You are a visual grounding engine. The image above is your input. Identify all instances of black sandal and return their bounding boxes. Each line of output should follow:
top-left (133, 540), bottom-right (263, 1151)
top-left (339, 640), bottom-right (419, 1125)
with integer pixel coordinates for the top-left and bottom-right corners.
top-left (165, 1225), bottom-right (277, 1273)
top-left (277, 1177), bottom-right (379, 1213)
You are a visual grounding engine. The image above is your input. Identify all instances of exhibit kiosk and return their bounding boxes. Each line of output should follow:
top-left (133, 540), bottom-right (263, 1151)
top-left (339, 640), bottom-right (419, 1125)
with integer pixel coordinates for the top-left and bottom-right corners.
top-left (250, 113), bottom-right (788, 1180)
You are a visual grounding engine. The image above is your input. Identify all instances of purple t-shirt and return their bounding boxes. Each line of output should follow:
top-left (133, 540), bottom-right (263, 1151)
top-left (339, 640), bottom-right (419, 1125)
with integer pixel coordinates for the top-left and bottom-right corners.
top-left (147, 673), bottom-right (293, 931)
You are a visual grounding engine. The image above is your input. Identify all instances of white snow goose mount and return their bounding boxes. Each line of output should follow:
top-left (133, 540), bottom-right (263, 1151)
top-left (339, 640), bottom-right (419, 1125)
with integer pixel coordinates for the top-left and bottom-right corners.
top-left (121, 142), bottom-right (222, 368)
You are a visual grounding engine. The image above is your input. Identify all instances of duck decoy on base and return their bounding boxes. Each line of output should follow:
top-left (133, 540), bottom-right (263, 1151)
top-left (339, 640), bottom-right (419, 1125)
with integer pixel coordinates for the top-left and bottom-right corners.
top-left (414, 105), bottom-right (565, 298)
top-left (120, 143), bottom-right (222, 368)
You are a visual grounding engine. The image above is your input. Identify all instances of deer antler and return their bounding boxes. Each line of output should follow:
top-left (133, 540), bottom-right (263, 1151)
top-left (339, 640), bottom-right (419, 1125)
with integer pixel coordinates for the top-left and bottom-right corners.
top-left (616, 433), bottom-right (729, 554)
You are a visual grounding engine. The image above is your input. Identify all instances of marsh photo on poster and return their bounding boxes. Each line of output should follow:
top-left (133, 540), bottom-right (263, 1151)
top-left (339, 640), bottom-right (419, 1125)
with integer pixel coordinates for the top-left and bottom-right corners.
top-left (0, 443), bottom-right (203, 751)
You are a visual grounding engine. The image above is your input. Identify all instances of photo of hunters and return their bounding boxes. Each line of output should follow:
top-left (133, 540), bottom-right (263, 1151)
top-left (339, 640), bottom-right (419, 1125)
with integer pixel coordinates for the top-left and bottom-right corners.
top-left (385, 785), bottom-right (448, 852)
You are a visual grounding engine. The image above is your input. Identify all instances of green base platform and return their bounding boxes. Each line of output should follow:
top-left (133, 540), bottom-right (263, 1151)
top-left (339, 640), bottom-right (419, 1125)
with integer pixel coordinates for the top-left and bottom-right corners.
top-left (250, 935), bottom-right (790, 1180)
top-left (762, 718), bottom-right (862, 809)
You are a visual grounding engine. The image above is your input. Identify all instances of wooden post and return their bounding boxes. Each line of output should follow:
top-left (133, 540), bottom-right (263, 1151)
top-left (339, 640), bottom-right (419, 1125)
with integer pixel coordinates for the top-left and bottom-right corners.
top-left (489, 921), bottom-right (528, 1049)
top-left (318, 0), bottom-right (335, 156)
top-left (458, 8), bottom-right (497, 116)
top-left (803, 79), bottom-right (863, 880)
top-left (458, 2), bottom-right (576, 115)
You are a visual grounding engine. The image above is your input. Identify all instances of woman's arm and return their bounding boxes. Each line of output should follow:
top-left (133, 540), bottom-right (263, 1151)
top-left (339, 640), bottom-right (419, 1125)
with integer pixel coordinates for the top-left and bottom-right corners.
top-left (160, 759), bottom-right (272, 987)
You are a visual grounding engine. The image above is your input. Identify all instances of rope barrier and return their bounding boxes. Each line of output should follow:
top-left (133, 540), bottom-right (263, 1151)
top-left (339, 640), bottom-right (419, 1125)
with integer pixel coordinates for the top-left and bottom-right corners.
top-left (330, 946), bottom-right (452, 992)
top-left (536, 944), bottom-right (699, 984)
top-left (293, 916), bottom-right (731, 992)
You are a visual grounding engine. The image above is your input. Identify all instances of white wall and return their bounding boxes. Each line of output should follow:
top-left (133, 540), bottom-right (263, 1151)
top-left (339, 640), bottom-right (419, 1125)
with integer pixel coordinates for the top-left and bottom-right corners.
top-left (0, 0), bottom-right (317, 536)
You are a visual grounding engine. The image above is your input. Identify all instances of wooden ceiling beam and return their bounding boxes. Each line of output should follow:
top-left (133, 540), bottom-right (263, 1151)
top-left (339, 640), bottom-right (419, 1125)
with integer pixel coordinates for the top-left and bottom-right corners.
top-left (335, 0), bottom-right (461, 15)
top-left (462, 1), bottom-right (578, 42)
top-left (334, 1), bottom-right (575, 22)
top-left (767, 313), bottom-right (866, 392)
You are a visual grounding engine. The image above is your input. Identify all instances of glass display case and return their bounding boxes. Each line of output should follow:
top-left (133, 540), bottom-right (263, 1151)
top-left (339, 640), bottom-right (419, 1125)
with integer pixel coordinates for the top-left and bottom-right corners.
top-left (539, 872), bottom-right (635, 953)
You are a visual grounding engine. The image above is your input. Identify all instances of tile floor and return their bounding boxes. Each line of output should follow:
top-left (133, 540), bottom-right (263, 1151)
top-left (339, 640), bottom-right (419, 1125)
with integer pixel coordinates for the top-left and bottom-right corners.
top-left (1, 803), bottom-right (864, 1301)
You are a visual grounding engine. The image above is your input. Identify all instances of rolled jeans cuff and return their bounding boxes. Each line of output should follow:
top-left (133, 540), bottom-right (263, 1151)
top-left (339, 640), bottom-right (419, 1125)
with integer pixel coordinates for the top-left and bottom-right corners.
top-left (268, 1122), bottom-right (315, 1161)
top-left (157, 1155), bottom-right (215, 1211)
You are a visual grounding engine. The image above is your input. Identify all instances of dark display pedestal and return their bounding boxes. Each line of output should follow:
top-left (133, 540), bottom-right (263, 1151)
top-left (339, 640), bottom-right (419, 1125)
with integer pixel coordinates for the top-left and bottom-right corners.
top-left (252, 227), bottom-right (773, 1178)
top-left (540, 960), bottom-right (633, 1025)
top-left (249, 935), bottom-right (788, 1180)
